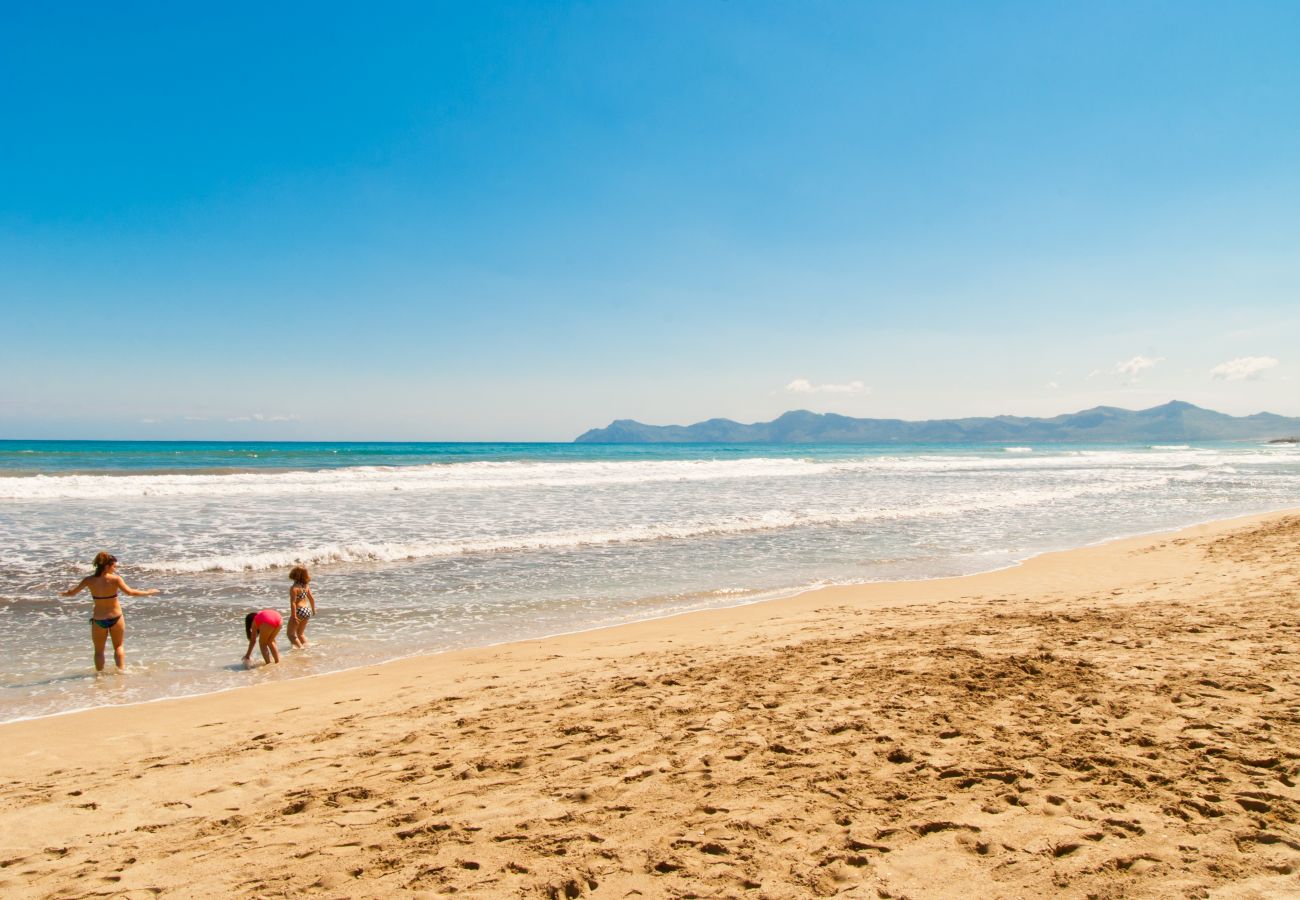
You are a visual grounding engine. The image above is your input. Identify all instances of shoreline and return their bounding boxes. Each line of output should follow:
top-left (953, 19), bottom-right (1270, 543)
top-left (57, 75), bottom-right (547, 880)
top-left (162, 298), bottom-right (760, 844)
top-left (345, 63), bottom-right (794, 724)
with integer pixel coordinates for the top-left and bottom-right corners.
top-left (3, 507), bottom-right (1299, 898)
top-left (5, 503), bottom-right (1297, 729)
top-left (0, 505), bottom-right (1289, 744)
top-left (0, 507), bottom-right (1289, 733)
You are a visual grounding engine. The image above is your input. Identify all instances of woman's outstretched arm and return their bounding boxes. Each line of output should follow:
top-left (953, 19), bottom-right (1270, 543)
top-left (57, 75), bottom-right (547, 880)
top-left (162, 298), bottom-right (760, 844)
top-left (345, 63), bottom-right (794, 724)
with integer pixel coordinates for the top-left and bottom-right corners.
top-left (60, 578), bottom-right (88, 598)
top-left (114, 574), bottom-right (159, 597)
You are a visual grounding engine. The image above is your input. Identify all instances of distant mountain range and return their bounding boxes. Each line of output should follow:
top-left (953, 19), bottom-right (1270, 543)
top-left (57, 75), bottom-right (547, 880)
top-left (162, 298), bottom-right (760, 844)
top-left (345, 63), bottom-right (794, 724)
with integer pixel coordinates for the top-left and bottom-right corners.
top-left (574, 401), bottom-right (1300, 444)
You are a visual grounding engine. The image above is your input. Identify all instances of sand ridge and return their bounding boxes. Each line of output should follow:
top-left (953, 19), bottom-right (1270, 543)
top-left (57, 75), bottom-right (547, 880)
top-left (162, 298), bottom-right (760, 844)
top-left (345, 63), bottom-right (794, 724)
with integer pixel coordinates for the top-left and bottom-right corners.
top-left (1, 512), bottom-right (1299, 898)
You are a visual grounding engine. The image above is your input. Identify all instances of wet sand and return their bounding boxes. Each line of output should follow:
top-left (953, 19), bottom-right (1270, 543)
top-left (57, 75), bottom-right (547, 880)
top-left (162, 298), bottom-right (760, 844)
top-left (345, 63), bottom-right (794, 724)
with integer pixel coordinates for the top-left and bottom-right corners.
top-left (2, 511), bottom-right (1299, 898)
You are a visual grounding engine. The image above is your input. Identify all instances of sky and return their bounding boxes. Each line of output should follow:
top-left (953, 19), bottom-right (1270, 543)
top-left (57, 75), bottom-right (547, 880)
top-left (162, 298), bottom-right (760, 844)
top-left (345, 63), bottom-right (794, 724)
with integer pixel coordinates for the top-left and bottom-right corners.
top-left (2, 1), bottom-right (1298, 440)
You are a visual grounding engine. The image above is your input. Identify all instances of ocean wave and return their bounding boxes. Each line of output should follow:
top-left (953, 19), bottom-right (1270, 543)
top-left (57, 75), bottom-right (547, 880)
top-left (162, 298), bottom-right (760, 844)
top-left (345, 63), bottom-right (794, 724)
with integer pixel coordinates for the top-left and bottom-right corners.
top-left (0, 448), bottom-right (1286, 501)
top-left (0, 458), bottom-right (833, 500)
top-left (139, 478), bottom-right (1176, 573)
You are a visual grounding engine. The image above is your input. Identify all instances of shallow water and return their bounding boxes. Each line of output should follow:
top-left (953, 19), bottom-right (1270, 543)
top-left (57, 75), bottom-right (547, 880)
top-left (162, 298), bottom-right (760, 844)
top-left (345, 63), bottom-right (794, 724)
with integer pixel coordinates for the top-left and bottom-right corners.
top-left (2, 439), bottom-right (1298, 722)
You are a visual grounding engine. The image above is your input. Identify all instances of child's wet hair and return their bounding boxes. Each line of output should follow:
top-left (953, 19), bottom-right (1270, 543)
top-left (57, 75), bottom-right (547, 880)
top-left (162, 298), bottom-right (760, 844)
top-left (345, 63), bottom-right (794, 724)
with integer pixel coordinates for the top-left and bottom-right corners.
top-left (245, 612), bottom-right (256, 639)
top-left (289, 566), bottom-right (310, 584)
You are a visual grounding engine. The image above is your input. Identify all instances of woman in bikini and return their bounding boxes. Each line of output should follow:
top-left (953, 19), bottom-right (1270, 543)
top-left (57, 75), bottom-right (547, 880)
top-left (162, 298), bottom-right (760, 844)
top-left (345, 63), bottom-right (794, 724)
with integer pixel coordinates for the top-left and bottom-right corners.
top-left (286, 565), bottom-right (317, 648)
top-left (243, 609), bottom-right (283, 665)
top-left (60, 551), bottom-right (160, 673)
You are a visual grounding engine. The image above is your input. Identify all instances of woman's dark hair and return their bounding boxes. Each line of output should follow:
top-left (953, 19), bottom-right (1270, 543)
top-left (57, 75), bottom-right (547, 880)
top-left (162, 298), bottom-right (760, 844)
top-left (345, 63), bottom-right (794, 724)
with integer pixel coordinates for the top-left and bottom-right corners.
top-left (93, 552), bottom-right (117, 577)
top-left (245, 612), bottom-right (257, 640)
top-left (288, 566), bottom-right (310, 585)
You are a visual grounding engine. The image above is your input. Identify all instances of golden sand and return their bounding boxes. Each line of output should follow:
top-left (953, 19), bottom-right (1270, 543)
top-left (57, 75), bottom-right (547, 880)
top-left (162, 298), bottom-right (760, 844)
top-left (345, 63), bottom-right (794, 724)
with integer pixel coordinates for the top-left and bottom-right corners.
top-left (2, 511), bottom-right (1299, 898)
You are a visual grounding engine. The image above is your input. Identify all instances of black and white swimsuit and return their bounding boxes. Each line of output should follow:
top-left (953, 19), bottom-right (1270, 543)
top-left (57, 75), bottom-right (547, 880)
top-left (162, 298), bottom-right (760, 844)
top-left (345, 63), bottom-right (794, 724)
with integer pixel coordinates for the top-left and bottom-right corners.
top-left (293, 587), bottom-right (312, 620)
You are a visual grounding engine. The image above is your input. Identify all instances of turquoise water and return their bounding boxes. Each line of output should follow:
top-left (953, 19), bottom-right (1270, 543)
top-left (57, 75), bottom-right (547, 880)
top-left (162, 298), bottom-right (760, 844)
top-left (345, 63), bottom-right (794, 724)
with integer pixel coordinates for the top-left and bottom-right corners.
top-left (2, 438), bottom-right (1298, 721)
top-left (0, 438), bottom-right (1119, 473)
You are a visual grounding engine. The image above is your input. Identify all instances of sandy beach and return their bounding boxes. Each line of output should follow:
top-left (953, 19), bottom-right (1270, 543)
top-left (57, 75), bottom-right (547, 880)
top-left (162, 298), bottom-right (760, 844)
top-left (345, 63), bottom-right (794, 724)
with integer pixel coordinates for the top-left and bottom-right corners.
top-left (2, 510), bottom-right (1299, 899)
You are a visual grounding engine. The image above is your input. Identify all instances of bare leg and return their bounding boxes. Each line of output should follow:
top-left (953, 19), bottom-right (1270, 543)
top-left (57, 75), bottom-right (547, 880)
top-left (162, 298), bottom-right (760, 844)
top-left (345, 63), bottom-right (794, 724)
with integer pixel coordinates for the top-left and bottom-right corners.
top-left (287, 616), bottom-right (301, 648)
top-left (109, 618), bottom-right (126, 671)
top-left (298, 616), bottom-right (310, 647)
top-left (91, 622), bottom-right (109, 672)
top-left (259, 625), bottom-right (282, 664)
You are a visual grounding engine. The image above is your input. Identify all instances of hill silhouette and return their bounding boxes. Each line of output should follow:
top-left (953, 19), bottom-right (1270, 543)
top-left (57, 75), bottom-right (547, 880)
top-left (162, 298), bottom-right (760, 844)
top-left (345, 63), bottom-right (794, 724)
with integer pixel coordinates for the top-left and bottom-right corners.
top-left (575, 401), bottom-right (1300, 443)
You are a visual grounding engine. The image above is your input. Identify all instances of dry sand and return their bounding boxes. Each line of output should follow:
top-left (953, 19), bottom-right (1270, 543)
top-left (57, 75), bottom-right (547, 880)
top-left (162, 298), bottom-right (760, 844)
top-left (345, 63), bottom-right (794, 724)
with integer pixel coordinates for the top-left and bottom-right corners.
top-left (2, 511), bottom-right (1299, 899)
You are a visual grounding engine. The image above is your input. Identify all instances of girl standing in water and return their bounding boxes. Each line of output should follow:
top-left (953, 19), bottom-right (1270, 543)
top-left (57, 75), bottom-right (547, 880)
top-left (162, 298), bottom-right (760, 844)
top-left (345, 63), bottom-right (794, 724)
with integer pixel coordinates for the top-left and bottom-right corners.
top-left (60, 552), bottom-right (160, 673)
top-left (286, 566), bottom-right (317, 648)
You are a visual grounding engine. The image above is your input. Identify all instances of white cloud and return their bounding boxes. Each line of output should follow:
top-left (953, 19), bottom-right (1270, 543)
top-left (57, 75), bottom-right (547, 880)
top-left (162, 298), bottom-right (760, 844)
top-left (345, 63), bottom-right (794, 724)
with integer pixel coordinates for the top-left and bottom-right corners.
top-left (1113, 355), bottom-right (1163, 378)
top-left (139, 417), bottom-right (161, 424)
top-left (1087, 356), bottom-right (1163, 383)
top-left (183, 415), bottom-right (208, 422)
top-left (1045, 381), bottom-right (1059, 390)
top-left (1209, 356), bottom-right (1279, 381)
top-left (785, 378), bottom-right (869, 395)
top-left (226, 413), bottom-right (301, 423)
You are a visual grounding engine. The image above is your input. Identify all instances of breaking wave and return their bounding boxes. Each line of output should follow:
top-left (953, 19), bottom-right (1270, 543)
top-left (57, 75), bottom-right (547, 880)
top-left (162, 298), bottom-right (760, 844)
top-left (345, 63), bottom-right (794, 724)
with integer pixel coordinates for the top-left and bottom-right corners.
top-left (1, 446), bottom-right (1292, 501)
top-left (141, 478), bottom-right (1178, 573)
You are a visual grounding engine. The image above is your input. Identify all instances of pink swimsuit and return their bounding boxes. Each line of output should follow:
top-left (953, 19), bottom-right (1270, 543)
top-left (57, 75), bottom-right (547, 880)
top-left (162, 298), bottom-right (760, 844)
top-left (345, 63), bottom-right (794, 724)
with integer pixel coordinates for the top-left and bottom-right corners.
top-left (252, 609), bottom-right (282, 630)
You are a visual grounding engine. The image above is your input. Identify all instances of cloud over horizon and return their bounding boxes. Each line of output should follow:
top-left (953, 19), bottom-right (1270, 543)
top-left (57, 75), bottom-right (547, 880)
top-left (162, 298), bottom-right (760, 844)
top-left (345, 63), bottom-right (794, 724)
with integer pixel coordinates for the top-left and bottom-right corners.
top-left (1114, 355), bottom-right (1163, 379)
top-left (1088, 355), bottom-right (1164, 384)
top-left (785, 379), bottom-right (869, 395)
top-left (1209, 356), bottom-right (1279, 381)
top-left (225, 413), bottom-right (301, 423)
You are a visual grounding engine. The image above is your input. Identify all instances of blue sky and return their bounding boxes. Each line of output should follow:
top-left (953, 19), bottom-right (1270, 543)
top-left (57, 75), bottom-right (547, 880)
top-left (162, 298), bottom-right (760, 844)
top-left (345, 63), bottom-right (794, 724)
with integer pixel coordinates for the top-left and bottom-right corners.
top-left (2, 1), bottom-right (1297, 439)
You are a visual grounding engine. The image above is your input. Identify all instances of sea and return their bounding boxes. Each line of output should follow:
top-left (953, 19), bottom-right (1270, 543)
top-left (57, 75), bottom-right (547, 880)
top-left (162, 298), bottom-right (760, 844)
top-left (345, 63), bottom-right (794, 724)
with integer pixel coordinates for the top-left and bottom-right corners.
top-left (2, 438), bottom-right (1298, 723)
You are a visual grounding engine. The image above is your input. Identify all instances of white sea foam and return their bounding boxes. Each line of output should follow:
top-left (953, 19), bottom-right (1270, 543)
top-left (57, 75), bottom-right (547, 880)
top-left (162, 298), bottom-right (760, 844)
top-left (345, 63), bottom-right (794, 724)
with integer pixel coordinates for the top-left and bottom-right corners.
top-left (139, 477), bottom-right (1178, 573)
top-left (1, 447), bottom-right (1291, 501)
top-left (0, 458), bottom-right (832, 501)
